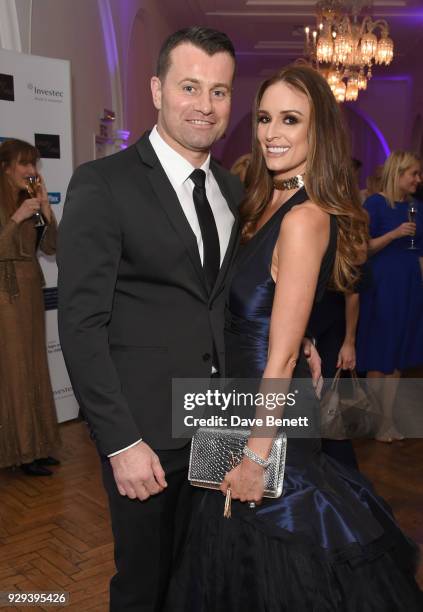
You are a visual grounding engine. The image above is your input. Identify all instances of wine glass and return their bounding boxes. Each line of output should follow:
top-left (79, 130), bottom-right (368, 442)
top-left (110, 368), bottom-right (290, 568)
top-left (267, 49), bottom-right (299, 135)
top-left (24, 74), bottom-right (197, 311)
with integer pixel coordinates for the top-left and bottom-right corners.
top-left (407, 202), bottom-right (417, 250)
top-left (25, 175), bottom-right (45, 227)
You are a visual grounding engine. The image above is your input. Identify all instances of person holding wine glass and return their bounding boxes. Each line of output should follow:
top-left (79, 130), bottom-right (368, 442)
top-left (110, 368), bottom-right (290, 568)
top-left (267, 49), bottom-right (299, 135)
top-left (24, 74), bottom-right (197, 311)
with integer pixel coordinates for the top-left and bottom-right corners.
top-left (0, 138), bottom-right (60, 475)
top-left (357, 150), bottom-right (423, 442)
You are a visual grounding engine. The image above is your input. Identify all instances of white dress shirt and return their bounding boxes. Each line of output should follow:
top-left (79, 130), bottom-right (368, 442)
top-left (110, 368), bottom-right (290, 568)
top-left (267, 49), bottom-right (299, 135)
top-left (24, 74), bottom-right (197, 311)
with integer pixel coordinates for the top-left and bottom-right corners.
top-left (149, 125), bottom-right (234, 265)
top-left (108, 127), bottom-right (235, 457)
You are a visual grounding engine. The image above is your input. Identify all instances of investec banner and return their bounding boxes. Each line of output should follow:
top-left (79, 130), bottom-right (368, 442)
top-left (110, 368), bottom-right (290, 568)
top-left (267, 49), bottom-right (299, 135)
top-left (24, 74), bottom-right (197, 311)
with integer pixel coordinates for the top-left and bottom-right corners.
top-left (0, 49), bottom-right (78, 422)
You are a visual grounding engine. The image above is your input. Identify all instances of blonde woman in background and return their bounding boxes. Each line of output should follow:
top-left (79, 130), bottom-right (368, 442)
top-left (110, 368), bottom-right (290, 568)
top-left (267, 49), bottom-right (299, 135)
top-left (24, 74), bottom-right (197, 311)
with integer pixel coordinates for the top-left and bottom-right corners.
top-left (357, 150), bottom-right (423, 442)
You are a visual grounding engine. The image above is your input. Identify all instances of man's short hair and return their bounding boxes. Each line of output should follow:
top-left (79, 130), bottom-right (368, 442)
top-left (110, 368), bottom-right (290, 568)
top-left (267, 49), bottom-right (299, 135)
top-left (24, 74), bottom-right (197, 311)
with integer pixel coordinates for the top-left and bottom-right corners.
top-left (156, 26), bottom-right (236, 80)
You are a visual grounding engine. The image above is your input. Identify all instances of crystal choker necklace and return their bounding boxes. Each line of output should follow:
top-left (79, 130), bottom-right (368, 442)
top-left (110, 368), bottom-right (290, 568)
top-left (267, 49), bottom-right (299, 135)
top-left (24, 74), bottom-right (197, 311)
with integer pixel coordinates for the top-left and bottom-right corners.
top-left (273, 174), bottom-right (305, 191)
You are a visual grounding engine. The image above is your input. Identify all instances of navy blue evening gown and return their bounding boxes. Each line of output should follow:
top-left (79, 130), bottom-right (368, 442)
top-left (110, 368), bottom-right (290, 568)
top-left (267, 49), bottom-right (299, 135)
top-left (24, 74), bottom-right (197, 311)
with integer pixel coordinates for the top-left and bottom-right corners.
top-left (166, 188), bottom-right (422, 611)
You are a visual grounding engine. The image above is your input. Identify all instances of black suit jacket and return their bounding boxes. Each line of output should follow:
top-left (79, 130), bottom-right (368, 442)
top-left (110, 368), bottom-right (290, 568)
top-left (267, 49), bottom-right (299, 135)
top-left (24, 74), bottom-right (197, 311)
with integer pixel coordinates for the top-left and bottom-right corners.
top-left (57, 133), bottom-right (243, 455)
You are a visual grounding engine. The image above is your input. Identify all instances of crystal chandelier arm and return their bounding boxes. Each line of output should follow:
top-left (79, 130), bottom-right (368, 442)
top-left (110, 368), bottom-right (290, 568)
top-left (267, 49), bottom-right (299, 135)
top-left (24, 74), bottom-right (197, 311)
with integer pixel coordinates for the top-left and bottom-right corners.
top-left (359, 16), bottom-right (373, 36)
top-left (366, 18), bottom-right (390, 36)
top-left (337, 14), bottom-right (352, 34)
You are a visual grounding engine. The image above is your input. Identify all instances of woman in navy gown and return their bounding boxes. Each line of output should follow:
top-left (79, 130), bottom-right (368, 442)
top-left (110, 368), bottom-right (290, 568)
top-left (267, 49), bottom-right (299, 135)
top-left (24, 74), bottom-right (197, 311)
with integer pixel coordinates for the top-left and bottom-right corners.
top-left (357, 150), bottom-right (423, 442)
top-left (166, 66), bottom-right (422, 611)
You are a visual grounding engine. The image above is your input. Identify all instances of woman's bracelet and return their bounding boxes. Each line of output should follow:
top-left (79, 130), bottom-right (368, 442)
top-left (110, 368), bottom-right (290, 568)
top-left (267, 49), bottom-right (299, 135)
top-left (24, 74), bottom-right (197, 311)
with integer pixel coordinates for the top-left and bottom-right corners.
top-left (243, 446), bottom-right (270, 468)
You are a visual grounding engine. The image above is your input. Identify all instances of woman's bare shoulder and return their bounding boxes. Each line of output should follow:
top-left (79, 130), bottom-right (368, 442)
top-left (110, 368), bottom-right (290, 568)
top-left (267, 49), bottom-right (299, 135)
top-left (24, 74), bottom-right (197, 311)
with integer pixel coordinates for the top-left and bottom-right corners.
top-left (281, 199), bottom-right (329, 234)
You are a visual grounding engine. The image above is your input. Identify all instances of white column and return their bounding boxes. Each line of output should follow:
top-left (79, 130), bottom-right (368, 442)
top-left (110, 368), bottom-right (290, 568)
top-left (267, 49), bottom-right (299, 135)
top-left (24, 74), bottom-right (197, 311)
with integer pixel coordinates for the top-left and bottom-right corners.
top-left (97, 0), bottom-right (124, 130)
top-left (0, 0), bottom-right (22, 51)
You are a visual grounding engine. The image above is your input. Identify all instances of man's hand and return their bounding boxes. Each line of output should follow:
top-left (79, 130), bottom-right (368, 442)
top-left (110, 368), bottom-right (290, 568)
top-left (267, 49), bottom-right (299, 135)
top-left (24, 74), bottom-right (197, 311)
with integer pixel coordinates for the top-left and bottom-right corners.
top-left (109, 441), bottom-right (167, 501)
top-left (302, 338), bottom-right (323, 398)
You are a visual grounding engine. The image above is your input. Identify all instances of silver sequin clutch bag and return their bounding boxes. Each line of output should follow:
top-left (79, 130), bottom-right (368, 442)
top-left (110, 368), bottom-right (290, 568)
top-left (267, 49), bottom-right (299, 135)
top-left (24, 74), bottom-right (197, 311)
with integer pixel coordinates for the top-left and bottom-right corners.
top-left (188, 427), bottom-right (287, 498)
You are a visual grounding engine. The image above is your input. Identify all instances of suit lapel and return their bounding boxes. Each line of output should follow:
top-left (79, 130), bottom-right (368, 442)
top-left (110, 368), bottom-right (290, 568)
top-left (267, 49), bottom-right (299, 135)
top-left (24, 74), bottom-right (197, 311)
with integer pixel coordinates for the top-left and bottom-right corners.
top-left (209, 161), bottom-right (241, 302)
top-left (135, 134), bottom-right (241, 303)
top-left (135, 134), bottom-right (208, 296)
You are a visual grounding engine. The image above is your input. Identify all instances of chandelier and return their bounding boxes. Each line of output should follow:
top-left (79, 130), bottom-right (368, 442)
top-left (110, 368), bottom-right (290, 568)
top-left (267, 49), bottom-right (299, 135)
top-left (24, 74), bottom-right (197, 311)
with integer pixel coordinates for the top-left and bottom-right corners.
top-left (304, 0), bottom-right (394, 102)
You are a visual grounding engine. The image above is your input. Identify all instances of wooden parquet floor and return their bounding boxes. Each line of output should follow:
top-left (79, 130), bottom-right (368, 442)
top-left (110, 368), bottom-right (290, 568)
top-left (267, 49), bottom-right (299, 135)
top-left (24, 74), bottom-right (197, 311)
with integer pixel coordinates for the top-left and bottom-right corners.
top-left (0, 421), bottom-right (422, 611)
top-left (0, 421), bottom-right (113, 611)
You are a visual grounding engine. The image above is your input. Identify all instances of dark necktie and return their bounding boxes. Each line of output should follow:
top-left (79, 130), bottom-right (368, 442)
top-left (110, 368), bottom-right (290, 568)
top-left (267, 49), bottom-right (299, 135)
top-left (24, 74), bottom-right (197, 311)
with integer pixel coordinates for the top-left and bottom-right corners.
top-left (190, 169), bottom-right (220, 293)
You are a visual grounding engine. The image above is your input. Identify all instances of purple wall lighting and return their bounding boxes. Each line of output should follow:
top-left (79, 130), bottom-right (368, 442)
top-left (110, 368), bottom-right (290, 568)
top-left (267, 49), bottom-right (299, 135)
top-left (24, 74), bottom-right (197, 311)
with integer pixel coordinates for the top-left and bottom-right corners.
top-left (352, 106), bottom-right (391, 158)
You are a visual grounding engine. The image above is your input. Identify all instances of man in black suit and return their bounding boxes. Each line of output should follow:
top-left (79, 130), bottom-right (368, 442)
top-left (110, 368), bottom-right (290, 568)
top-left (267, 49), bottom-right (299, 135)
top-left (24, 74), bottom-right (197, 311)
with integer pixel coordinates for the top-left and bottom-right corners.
top-left (58, 27), bottom-right (243, 611)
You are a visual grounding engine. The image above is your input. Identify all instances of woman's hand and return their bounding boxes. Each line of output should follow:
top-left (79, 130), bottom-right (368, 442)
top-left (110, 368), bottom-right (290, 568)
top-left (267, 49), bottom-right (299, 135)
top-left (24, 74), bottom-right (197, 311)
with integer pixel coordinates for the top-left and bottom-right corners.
top-left (369, 221), bottom-right (416, 255)
top-left (36, 174), bottom-right (52, 222)
top-left (220, 457), bottom-right (265, 505)
top-left (11, 198), bottom-right (41, 224)
top-left (392, 222), bottom-right (416, 239)
top-left (337, 341), bottom-right (356, 370)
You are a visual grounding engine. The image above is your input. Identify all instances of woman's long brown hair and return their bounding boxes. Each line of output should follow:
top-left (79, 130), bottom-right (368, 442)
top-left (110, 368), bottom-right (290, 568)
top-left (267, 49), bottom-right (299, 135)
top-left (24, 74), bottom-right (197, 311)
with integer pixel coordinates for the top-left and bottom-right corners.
top-left (240, 64), bottom-right (369, 292)
top-left (0, 139), bottom-right (39, 225)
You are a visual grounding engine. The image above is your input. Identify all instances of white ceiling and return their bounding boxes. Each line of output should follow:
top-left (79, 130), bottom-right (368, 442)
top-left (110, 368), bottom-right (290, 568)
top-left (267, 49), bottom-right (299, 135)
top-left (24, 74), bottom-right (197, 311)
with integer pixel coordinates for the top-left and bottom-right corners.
top-left (161, 0), bottom-right (423, 76)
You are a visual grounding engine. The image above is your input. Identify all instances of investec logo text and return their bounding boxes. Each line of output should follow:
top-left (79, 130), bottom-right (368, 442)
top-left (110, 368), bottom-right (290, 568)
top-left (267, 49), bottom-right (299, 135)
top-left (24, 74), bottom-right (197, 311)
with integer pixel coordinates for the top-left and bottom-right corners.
top-left (48, 192), bottom-right (61, 204)
top-left (28, 82), bottom-right (64, 100)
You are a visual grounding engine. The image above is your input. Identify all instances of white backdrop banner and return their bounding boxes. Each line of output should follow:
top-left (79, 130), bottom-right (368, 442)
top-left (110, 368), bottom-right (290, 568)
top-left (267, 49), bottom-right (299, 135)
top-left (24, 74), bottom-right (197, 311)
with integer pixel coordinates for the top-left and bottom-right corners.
top-left (0, 48), bottom-right (79, 422)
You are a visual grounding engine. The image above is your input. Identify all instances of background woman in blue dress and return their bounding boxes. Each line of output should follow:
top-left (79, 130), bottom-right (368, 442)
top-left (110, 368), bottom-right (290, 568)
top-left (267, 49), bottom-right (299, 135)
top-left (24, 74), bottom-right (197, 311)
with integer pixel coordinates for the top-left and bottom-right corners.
top-left (357, 151), bottom-right (423, 442)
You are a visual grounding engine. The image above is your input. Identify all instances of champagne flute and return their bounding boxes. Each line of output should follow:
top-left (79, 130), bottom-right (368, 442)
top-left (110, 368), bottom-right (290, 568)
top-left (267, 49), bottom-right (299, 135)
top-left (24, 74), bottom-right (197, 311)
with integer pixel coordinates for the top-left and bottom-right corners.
top-left (25, 175), bottom-right (45, 227)
top-left (407, 202), bottom-right (417, 250)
